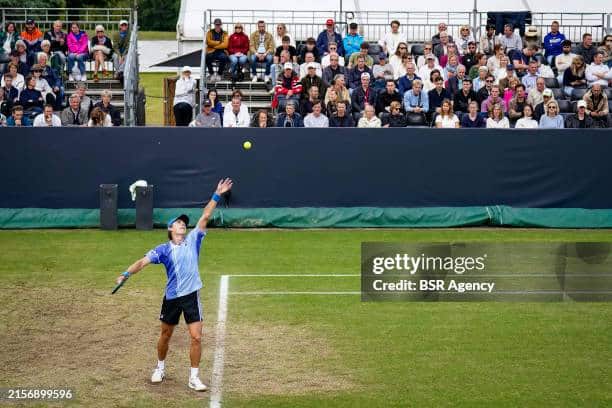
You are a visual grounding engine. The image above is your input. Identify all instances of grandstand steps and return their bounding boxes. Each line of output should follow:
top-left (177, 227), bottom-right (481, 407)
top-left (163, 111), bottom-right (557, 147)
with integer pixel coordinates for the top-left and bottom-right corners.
top-left (64, 79), bottom-right (125, 113)
top-left (212, 80), bottom-right (273, 111)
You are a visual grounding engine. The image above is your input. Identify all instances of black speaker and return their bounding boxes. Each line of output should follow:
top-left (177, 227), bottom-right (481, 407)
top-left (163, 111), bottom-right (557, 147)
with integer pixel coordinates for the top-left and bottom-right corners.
top-left (99, 184), bottom-right (118, 230)
top-left (135, 185), bottom-right (154, 230)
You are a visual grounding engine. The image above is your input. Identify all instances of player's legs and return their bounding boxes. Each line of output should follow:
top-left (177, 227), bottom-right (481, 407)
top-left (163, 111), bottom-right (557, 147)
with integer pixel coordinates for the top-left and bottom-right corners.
top-left (187, 320), bottom-right (202, 367)
top-left (157, 321), bottom-right (175, 361)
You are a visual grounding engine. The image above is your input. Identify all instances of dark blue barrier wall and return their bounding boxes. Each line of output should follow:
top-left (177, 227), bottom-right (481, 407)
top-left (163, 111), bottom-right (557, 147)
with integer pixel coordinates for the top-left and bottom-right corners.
top-left (1, 128), bottom-right (612, 209)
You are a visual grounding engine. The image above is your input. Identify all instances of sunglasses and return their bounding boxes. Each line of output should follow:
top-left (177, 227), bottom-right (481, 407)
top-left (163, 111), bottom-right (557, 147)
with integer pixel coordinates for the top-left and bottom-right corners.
top-left (399, 46), bottom-right (407, 49)
top-left (486, 80), bottom-right (494, 83)
top-left (235, 26), bottom-right (242, 29)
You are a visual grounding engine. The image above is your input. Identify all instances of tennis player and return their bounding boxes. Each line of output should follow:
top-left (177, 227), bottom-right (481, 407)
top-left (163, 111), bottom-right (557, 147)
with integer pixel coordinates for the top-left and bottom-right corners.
top-left (115, 178), bottom-right (233, 391)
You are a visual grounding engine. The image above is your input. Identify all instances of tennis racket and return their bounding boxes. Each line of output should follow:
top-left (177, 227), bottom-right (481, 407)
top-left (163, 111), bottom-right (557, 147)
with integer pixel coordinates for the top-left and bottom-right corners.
top-left (111, 274), bottom-right (129, 294)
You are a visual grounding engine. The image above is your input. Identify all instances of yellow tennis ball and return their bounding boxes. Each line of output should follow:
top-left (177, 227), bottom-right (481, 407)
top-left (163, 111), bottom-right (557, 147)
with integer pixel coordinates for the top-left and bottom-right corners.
top-left (243, 141), bottom-right (252, 150)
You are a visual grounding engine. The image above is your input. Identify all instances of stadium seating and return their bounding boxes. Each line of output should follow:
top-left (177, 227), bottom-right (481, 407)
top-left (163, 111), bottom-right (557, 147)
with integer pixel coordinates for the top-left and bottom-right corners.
top-left (410, 44), bottom-right (425, 56)
top-left (557, 99), bottom-right (573, 113)
top-left (571, 88), bottom-right (588, 101)
top-left (544, 78), bottom-right (559, 89)
top-left (551, 88), bottom-right (564, 100)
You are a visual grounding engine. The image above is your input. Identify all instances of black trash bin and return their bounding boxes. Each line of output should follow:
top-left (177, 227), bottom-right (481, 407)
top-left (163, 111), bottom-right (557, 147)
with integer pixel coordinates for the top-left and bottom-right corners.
top-left (135, 185), bottom-right (154, 230)
top-left (99, 184), bottom-right (118, 230)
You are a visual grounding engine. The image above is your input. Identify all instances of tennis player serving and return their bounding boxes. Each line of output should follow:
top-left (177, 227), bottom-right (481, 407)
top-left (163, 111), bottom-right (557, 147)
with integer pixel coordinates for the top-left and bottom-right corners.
top-left (115, 178), bottom-right (233, 391)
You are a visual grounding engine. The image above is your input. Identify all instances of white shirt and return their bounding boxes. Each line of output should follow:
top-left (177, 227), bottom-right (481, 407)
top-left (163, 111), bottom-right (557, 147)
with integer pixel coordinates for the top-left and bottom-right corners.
top-left (389, 55), bottom-right (405, 80)
top-left (416, 55), bottom-right (440, 69)
top-left (304, 113), bottom-right (329, 127)
top-left (222, 104), bottom-right (250, 127)
top-left (321, 54), bottom-right (345, 69)
top-left (33, 113), bottom-right (62, 127)
top-left (274, 33), bottom-right (295, 48)
top-left (486, 117), bottom-right (510, 128)
top-left (585, 62), bottom-right (611, 87)
top-left (34, 78), bottom-right (52, 98)
top-left (435, 114), bottom-right (459, 128)
top-left (382, 31), bottom-right (404, 55)
top-left (515, 117), bottom-right (539, 128)
top-left (418, 64), bottom-right (445, 82)
top-left (299, 62), bottom-right (322, 79)
top-left (173, 76), bottom-right (197, 106)
top-left (2, 73), bottom-right (25, 90)
top-left (555, 53), bottom-right (576, 77)
top-left (357, 116), bottom-right (382, 128)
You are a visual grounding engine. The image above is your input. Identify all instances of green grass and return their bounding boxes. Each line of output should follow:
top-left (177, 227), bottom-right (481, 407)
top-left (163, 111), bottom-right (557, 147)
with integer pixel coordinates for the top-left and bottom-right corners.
top-left (140, 72), bottom-right (173, 126)
top-left (1, 229), bottom-right (611, 407)
top-left (139, 31), bottom-right (176, 41)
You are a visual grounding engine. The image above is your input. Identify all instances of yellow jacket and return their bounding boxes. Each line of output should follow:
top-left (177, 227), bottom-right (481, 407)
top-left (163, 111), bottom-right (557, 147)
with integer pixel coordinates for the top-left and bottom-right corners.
top-left (206, 29), bottom-right (228, 52)
top-left (249, 31), bottom-right (274, 55)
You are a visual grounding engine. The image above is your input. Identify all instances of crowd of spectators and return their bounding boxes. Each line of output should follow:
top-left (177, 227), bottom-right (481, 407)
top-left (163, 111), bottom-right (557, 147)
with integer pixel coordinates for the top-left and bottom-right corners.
top-left (198, 18), bottom-right (612, 129)
top-left (1, 18), bottom-right (131, 127)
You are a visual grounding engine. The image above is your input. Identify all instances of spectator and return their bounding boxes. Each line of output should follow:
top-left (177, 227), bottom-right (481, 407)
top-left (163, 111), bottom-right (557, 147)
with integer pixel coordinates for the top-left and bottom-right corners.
top-left (273, 62), bottom-right (302, 110)
top-left (533, 89), bottom-right (554, 121)
top-left (565, 99), bottom-right (595, 128)
top-left (460, 101), bottom-right (486, 127)
top-left (321, 43), bottom-right (345, 68)
top-left (382, 101), bottom-right (407, 127)
top-left (442, 52), bottom-right (461, 78)
top-left (376, 79), bottom-right (402, 114)
top-left (94, 89), bottom-right (122, 126)
top-left (508, 83), bottom-right (527, 122)
top-left (435, 98), bottom-right (460, 128)
top-left (481, 85), bottom-right (506, 113)
top-left (30, 64), bottom-right (55, 106)
top-left (348, 43), bottom-right (373, 69)
top-left (419, 54), bottom-right (444, 83)
top-left (404, 79), bottom-right (428, 117)
top-left (249, 20), bottom-right (274, 83)
top-left (372, 53), bottom-right (394, 90)
top-left (428, 77), bottom-right (451, 114)
top-left (274, 35), bottom-right (297, 66)
top-left (423, 69), bottom-right (442, 93)
top-left (470, 53), bottom-right (488, 80)
top-left (462, 41), bottom-right (478, 72)
top-left (2, 64), bottom-right (24, 90)
top-left (539, 100), bottom-right (564, 128)
top-left (112, 20), bottom-right (130, 80)
top-left (527, 77), bottom-right (547, 107)
top-left (498, 64), bottom-right (518, 90)
top-left (271, 50), bottom-right (298, 88)
top-left (0, 23), bottom-right (20, 67)
top-left (479, 24), bottom-right (498, 57)
top-left (173, 66), bottom-right (196, 126)
top-left (493, 56), bottom-right (510, 82)
top-left (66, 22), bottom-right (89, 81)
top-left (1, 73), bottom-right (19, 108)
top-left (543, 21), bottom-right (566, 65)
top-left (381, 20), bottom-right (404, 55)
top-left (74, 81), bottom-right (94, 115)
top-left (343, 23), bottom-right (364, 58)
top-left (583, 84), bottom-right (610, 127)
top-left (250, 109), bottom-right (273, 128)
top-left (19, 75), bottom-right (43, 116)
top-left (316, 19), bottom-right (344, 57)
top-left (432, 23), bottom-right (453, 48)
top-left (304, 100), bottom-right (329, 127)
top-left (207, 88), bottom-right (224, 124)
top-left (473, 66), bottom-right (489, 92)
top-left (60, 94), bottom-right (88, 126)
top-left (325, 88), bottom-right (343, 117)
top-left (20, 19), bottom-right (43, 54)
top-left (563, 55), bottom-right (587, 97)
top-left (457, 26), bottom-right (475, 56)
top-left (523, 25), bottom-right (540, 50)
top-left (14, 40), bottom-right (29, 67)
top-left (599, 35), bottom-right (612, 67)
top-left (446, 64), bottom-right (467, 97)
top-left (329, 100), bottom-right (354, 127)
top-left (514, 104), bottom-right (538, 128)
top-left (193, 98), bottom-right (221, 127)
top-left (0, 111), bottom-right (5, 126)
top-left (575, 33), bottom-right (597, 65)
top-left (357, 104), bottom-right (381, 127)
top-left (0, 88), bottom-right (8, 117)
top-left (416, 43), bottom-right (438, 69)
top-left (300, 86), bottom-right (322, 116)
top-left (300, 63), bottom-right (325, 101)
top-left (43, 20), bottom-right (67, 71)
top-left (433, 31), bottom-right (451, 59)
top-left (274, 23), bottom-right (295, 48)
top-left (223, 95), bottom-right (250, 127)
top-left (390, 42), bottom-right (409, 79)
top-left (477, 74), bottom-right (495, 103)
top-left (298, 37), bottom-right (321, 64)
top-left (555, 40), bottom-right (576, 85)
top-left (37, 54), bottom-right (61, 106)
top-left (453, 77), bottom-right (477, 114)
top-left (397, 62), bottom-right (420, 96)
top-left (325, 74), bottom-right (351, 108)
top-left (497, 24), bottom-right (523, 57)
top-left (299, 53), bottom-right (322, 79)
top-left (275, 100), bottom-right (304, 127)
top-left (6, 105), bottom-right (32, 126)
top-left (521, 60), bottom-right (540, 91)
top-left (227, 23), bottom-right (249, 82)
top-left (33, 103), bottom-right (61, 127)
top-left (503, 76), bottom-right (520, 107)
top-left (88, 106), bottom-right (112, 127)
top-left (206, 18), bottom-right (229, 82)
top-left (585, 51), bottom-right (611, 88)
top-left (348, 56), bottom-right (372, 90)
top-left (351, 72), bottom-right (377, 121)
top-left (486, 103), bottom-right (510, 128)
top-left (322, 53), bottom-right (346, 87)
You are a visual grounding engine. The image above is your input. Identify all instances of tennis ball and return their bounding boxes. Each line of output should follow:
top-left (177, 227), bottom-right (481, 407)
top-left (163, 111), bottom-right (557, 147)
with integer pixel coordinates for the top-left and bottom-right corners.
top-left (243, 141), bottom-right (252, 150)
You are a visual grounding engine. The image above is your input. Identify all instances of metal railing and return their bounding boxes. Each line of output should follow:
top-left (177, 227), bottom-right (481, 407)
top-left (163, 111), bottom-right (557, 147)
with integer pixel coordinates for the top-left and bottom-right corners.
top-left (1, 8), bottom-right (132, 32)
top-left (123, 10), bottom-right (139, 127)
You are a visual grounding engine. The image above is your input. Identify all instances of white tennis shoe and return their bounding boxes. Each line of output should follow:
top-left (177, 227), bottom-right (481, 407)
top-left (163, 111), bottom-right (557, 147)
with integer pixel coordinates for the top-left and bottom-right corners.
top-left (188, 376), bottom-right (208, 391)
top-left (151, 368), bottom-right (165, 383)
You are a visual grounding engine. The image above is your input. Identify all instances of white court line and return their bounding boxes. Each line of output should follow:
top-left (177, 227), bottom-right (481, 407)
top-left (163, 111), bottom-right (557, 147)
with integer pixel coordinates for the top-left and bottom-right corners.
top-left (209, 275), bottom-right (229, 408)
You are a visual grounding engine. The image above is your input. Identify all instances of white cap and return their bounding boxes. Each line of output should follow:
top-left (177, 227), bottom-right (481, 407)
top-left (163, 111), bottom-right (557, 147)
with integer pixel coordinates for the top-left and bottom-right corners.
top-left (306, 62), bottom-right (316, 69)
top-left (283, 62), bottom-right (293, 70)
top-left (360, 72), bottom-right (370, 79)
top-left (577, 100), bottom-right (587, 108)
top-left (119, 19), bottom-right (129, 26)
top-left (181, 65), bottom-right (192, 73)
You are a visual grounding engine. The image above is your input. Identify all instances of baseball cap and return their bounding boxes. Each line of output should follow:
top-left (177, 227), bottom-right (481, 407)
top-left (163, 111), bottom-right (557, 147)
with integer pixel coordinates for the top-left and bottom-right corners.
top-left (213, 18), bottom-right (222, 25)
top-left (577, 100), bottom-right (587, 108)
top-left (426, 54), bottom-right (435, 60)
top-left (542, 89), bottom-right (553, 97)
top-left (181, 65), bottom-right (191, 73)
top-left (361, 72), bottom-right (370, 79)
top-left (306, 62), bottom-right (316, 69)
top-left (119, 19), bottom-right (129, 26)
top-left (349, 23), bottom-right (358, 29)
top-left (167, 214), bottom-right (189, 228)
top-left (326, 19), bottom-right (334, 26)
top-left (26, 18), bottom-right (35, 24)
top-left (378, 52), bottom-right (387, 59)
top-left (525, 25), bottom-right (538, 37)
top-left (506, 63), bottom-right (514, 70)
top-left (468, 40), bottom-right (476, 45)
top-left (203, 99), bottom-right (212, 106)
top-left (283, 62), bottom-right (293, 70)
top-left (478, 65), bottom-right (488, 72)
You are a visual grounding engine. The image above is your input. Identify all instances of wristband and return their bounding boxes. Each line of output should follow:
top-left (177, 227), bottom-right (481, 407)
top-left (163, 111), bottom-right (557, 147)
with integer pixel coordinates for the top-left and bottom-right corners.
top-left (122, 271), bottom-right (131, 279)
top-left (212, 193), bottom-right (221, 203)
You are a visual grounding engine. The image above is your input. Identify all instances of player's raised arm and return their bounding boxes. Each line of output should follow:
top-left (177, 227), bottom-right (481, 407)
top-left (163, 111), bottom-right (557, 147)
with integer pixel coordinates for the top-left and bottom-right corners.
top-left (115, 256), bottom-right (151, 284)
top-left (197, 178), bottom-right (233, 231)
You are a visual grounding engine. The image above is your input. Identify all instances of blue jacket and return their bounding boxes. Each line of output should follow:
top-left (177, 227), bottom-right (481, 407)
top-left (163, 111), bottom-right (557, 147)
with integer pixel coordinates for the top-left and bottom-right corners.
top-left (276, 112), bottom-right (304, 127)
top-left (6, 115), bottom-right (32, 126)
top-left (543, 32), bottom-right (566, 57)
top-left (329, 114), bottom-right (355, 127)
top-left (19, 88), bottom-right (44, 110)
top-left (42, 66), bottom-right (60, 88)
top-left (316, 30), bottom-right (345, 57)
top-left (398, 74), bottom-right (421, 96)
top-left (427, 88), bottom-right (452, 113)
top-left (342, 33), bottom-right (364, 57)
top-left (347, 66), bottom-right (372, 89)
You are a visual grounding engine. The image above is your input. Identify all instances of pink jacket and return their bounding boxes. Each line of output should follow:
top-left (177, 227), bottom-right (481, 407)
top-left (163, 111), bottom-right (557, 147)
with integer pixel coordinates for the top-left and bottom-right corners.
top-left (67, 31), bottom-right (89, 54)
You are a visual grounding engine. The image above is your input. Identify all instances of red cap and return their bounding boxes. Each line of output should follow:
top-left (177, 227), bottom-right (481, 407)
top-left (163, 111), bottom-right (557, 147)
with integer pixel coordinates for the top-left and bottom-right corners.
top-left (326, 19), bottom-right (334, 26)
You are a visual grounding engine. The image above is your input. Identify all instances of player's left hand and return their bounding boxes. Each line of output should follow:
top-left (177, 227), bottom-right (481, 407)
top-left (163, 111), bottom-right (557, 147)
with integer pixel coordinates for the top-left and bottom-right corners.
top-left (216, 178), bottom-right (233, 195)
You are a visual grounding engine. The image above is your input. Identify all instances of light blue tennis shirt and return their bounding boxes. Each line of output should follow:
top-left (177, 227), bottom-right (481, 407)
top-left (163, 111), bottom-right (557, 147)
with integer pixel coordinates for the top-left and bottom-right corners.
top-left (146, 228), bottom-right (206, 299)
